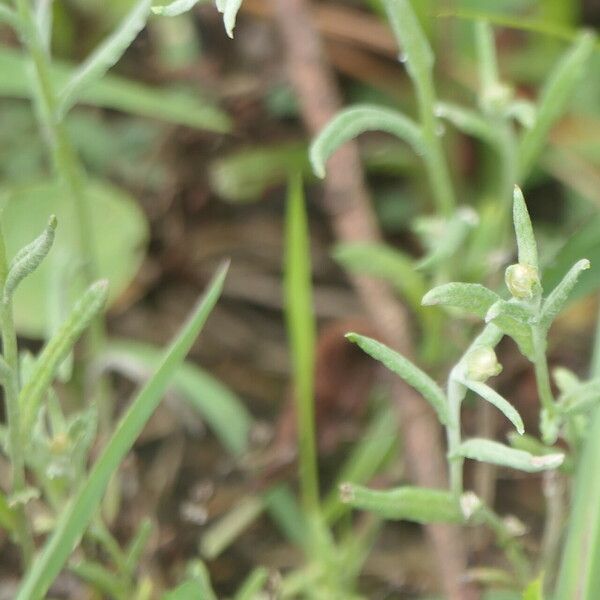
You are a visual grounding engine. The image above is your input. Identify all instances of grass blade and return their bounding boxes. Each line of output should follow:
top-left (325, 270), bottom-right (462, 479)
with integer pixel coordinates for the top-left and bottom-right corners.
top-left (346, 333), bottom-right (448, 424)
top-left (284, 176), bottom-right (319, 513)
top-left (102, 339), bottom-right (253, 456)
top-left (56, 0), bottom-right (152, 119)
top-left (234, 567), bottom-right (269, 600)
top-left (310, 105), bottom-right (423, 178)
top-left (16, 262), bottom-right (228, 600)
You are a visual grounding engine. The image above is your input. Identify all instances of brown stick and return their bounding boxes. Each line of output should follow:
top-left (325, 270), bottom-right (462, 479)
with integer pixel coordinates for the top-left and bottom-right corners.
top-left (268, 1), bottom-right (479, 598)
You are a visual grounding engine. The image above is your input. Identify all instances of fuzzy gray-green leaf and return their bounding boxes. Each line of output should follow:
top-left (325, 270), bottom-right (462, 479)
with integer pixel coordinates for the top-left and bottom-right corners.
top-left (485, 299), bottom-right (533, 325)
top-left (512, 186), bottom-right (538, 269)
top-left (457, 438), bottom-right (564, 472)
top-left (381, 0), bottom-right (433, 76)
top-left (346, 333), bottom-right (448, 424)
top-left (540, 259), bottom-right (590, 329)
top-left (463, 380), bottom-right (524, 434)
top-left (19, 280), bottom-right (109, 438)
top-left (310, 105), bottom-right (423, 178)
top-left (340, 484), bottom-right (462, 523)
top-left (434, 102), bottom-right (499, 147)
top-left (57, 0), bottom-right (152, 118)
top-left (151, 0), bottom-right (201, 17)
top-left (4, 215), bottom-right (56, 302)
top-left (560, 377), bottom-right (600, 416)
top-left (422, 283), bottom-right (500, 319)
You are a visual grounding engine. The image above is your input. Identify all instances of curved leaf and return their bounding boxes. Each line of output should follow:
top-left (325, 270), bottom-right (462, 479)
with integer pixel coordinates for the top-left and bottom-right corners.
top-left (422, 282), bottom-right (500, 318)
top-left (310, 105), bottom-right (423, 178)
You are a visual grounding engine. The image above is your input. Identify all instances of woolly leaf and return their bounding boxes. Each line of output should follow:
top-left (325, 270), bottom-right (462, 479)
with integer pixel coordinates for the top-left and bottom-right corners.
top-left (463, 380), bottom-right (524, 434)
top-left (422, 283), bottom-right (500, 318)
top-left (512, 186), bottom-right (538, 269)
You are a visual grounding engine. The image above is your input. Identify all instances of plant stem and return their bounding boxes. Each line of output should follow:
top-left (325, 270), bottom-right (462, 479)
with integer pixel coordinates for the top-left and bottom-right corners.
top-left (446, 376), bottom-right (465, 502)
top-left (417, 77), bottom-right (455, 218)
top-left (532, 326), bottom-right (556, 416)
top-left (14, 0), bottom-right (111, 430)
top-left (0, 227), bottom-right (33, 567)
top-left (591, 297), bottom-right (600, 378)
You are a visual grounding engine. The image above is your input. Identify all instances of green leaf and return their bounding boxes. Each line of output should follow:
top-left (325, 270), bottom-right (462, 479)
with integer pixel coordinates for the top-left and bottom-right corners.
top-left (522, 577), bottom-right (543, 600)
top-left (152, 0), bottom-right (202, 17)
top-left (19, 280), bottom-right (109, 439)
top-left (434, 102), bottom-right (499, 146)
top-left (485, 300), bottom-right (534, 326)
top-left (234, 567), bottom-right (269, 600)
top-left (555, 406), bottom-right (600, 597)
top-left (422, 282), bottom-right (500, 318)
top-left (332, 242), bottom-right (426, 311)
top-left (0, 47), bottom-right (230, 132)
top-left (56, 0), bottom-right (153, 119)
top-left (16, 263), bottom-right (228, 600)
top-left (519, 31), bottom-right (596, 179)
top-left (560, 377), bottom-right (600, 416)
top-left (0, 179), bottom-right (148, 338)
top-left (381, 0), bottom-right (433, 75)
top-left (102, 339), bottom-right (253, 456)
top-left (542, 215), bottom-right (600, 304)
top-left (540, 259), bottom-right (591, 329)
top-left (216, 0), bottom-right (244, 38)
top-left (284, 176), bottom-right (319, 511)
top-left (310, 105), bottom-right (423, 178)
top-left (200, 496), bottom-right (264, 559)
top-left (463, 380), bottom-right (524, 435)
top-left (340, 484), bottom-right (462, 523)
top-left (456, 438), bottom-right (564, 472)
top-left (3, 215), bottom-right (56, 302)
top-left (162, 561), bottom-right (217, 600)
top-left (70, 561), bottom-right (127, 599)
top-left (512, 186), bottom-right (539, 269)
top-left (346, 333), bottom-right (448, 424)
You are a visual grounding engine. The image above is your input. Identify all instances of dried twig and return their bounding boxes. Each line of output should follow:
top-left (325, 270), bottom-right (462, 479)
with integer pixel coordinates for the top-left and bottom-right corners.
top-left (268, 0), bottom-right (479, 597)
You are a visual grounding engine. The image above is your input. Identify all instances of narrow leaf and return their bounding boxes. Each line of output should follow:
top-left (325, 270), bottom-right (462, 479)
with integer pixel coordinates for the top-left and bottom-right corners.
top-left (513, 186), bottom-right (538, 269)
top-left (541, 259), bottom-right (591, 329)
top-left (19, 280), bottom-right (109, 438)
top-left (340, 484), bottom-right (462, 523)
top-left (422, 282), bottom-right (500, 319)
top-left (162, 561), bottom-right (217, 600)
top-left (284, 177), bottom-right (319, 511)
top-left (463, 380), bottom-right (524, 434)
top-left (346, 333), bottom-right (448, 424)
top-left (519, 31), bottom-right (596, 179)
top-left (4, 215), bottom-right (56, 302)
top-left (219, 0), bottom-right (244, 38)
top-left (310, 105), bottom-right (423, 178)
top-left (234, 567), bottom-right (269, 600)
top-left (381, 0), bottom-right (434, 75)
top-left (435, 102), bottom-right (499, 146)
top-left (457, 438), bottom-right (564, 472)
top-left (102, 339), bottom-right (253, 456)
top-left (56, 0), bottom-right (152, 118)
top-left (16, 263), bottom-right (228, 600)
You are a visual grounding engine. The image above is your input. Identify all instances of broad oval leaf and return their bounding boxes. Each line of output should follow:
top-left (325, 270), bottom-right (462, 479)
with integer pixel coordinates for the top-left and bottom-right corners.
top-left (340, 483), bottom-right (462, 523)
top-left (422, 282), bottom-right (500, 318)
top-left (310, 105), bottom-right (423, 178)
top-left (463, 380), bottom-right (524, 434)
top-left (457, 438), bottom-right (564, 472)
top-left (346, 333), bottom-right (448, 424)
top-left (57, 0), bottom-right (153, 119)
top-left (0, 179), bottom-right (148, 338)
top-left (540, 259), bottom-right (591, 329)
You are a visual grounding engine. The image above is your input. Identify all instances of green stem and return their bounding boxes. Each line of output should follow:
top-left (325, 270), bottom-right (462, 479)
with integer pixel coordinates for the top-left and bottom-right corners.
top-left (417, 77), bottom-right (455, 217)
top-left (0, 227), bottom-right (33, 567)
top-left (446, 376), bottom-right (465, 502)
top-left (591, 296), bottom-right (600, 378)
top-left (532, 326), bottom-right (556, 416)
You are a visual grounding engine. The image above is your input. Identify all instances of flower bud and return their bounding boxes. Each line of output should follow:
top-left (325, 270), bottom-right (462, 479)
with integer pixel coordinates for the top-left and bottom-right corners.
top-left (505, 263), bottom-right (540, 299)
top-left (466, 346), bottom-right (502, 382)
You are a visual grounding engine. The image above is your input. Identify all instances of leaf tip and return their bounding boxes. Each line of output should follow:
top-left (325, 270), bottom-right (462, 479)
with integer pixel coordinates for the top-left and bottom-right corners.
top-left (531, 453), bottom-right (564, 470)
top-left (421, 290), bottom-right (437, 306)
top-left (345, 332), bottom-right (358, 343)
top-left (48, 215), bottom-right (58, 230)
